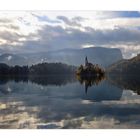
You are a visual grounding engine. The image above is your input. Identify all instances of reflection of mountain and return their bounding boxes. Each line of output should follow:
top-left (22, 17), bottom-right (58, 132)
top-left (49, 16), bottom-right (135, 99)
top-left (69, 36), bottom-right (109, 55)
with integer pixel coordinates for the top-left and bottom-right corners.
top-left (0, 47), bottom-right (123, 67)
top-left (106, 54), bottom-right (140, 95)
top-left (108, 75), bottom-right (140, 95)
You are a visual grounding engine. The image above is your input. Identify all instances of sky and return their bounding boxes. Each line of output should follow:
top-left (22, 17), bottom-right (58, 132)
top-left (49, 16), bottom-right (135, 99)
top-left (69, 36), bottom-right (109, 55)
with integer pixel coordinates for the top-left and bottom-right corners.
top-left (0, 11), bottom-right (140, 58)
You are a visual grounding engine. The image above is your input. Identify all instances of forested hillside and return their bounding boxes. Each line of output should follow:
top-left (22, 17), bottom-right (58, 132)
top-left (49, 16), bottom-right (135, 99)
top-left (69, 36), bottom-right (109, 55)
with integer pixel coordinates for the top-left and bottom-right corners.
top-left (107, 54), bottom-right (140, 75)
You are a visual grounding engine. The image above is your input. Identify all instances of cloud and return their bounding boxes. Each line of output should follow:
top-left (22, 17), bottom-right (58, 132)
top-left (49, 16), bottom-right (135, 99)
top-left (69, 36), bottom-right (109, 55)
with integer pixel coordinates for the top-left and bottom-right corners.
top-left (57, 16), bottom-right (81, 26)
top-left (0, 24), bottom-right (20, 30)
top-left (0, 30), bottom-right (26, 44)
top-left (109, 11), bottom-right (140, 18)
top-left (0, 18), bottom-right (12, 23)
top-left (72, 16), bottom-right (86, 22)
top-left (18, 25), bottom-right (140, 58)
top-left (111, 44), bottom-right (140, 58)
top-left (32, 13), bottom-right (61, 24)
top-left (39, 25), bottom-right (140, 46)
top-left (0, 11), bottom-right (140, 58)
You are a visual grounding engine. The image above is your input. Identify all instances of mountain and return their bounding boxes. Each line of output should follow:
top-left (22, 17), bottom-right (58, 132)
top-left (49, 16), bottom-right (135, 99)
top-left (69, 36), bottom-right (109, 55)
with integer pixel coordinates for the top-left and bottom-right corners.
top-left (0, 47), bottom-right (123, 67)
top-left (22, 47), bottom-right (122, 67)
top-left (107, 54), bottom-right (140, 75)
top-left (0, 53), bottom-right (28, 66)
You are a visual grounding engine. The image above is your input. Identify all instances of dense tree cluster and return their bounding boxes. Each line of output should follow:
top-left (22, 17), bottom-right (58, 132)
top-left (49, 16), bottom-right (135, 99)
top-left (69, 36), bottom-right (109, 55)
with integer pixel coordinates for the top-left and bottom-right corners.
top-left (0, 63), bottom-right (29, 75)
top-left (29, 62), bottom-right (76, 75)
top-left (76, 64), bottom-right (105, 76)
top-left (0, 62), bottom-right (76, 76)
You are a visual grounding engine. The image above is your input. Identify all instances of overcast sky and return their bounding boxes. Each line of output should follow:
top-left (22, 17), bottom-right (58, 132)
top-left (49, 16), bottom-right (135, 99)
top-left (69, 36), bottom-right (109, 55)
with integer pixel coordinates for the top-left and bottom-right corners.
top-left (0, 11), bottom-right (140, 58)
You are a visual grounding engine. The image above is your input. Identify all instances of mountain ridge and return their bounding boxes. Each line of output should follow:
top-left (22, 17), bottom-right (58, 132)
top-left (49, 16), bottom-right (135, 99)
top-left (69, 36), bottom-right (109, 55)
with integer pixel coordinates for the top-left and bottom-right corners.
top-left (0, 47), bottom-right (123, 67)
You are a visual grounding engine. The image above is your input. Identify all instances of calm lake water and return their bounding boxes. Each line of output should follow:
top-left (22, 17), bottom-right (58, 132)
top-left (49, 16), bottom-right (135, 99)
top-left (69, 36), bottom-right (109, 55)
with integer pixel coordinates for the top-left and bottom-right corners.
top-left (0, 75), bottom-right (140, 129)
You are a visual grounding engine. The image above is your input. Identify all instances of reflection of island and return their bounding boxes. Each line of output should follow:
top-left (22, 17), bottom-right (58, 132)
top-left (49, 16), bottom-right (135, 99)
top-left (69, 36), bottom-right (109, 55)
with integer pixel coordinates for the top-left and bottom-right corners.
top-left (76, 74), bottom-right (105, 94)
top-left (76, 56), bottom-right (106, 93)
top-left (108, 75), bottom-right (140, 95)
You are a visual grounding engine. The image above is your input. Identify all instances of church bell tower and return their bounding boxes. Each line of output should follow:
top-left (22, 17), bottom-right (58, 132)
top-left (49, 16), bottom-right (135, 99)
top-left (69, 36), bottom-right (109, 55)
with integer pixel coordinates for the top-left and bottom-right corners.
top-left (85, 56), bottom-right (88, 66)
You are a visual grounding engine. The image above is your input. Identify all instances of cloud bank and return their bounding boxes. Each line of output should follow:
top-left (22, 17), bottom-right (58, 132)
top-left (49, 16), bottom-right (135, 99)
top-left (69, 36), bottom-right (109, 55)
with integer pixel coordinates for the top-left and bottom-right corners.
top-left (0, 11), bottom-right (140, 58)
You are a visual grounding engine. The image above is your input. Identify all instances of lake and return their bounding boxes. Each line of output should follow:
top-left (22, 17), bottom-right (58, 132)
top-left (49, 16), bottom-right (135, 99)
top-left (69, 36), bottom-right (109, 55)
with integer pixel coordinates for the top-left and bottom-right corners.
top-left (0, 75), bottom-right (140, 129)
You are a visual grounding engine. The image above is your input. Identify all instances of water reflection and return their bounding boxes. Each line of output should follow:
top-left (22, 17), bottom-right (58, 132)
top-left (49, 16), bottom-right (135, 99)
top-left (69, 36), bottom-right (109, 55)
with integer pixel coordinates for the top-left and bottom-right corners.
top-left (0, 76), bottom-right (28, 85)
top-left (108, 75), bottom-right (140, 95)
top-left (0, 74), bottom-right (140, 128)
top-left (0, 75), bottom-right (123, 101)
top-left (29, 75), bottom-right (76, 86)
top-left (76, 74), bottom-right (105, 94)
top-left (0, 75), bottom-right (76, 86)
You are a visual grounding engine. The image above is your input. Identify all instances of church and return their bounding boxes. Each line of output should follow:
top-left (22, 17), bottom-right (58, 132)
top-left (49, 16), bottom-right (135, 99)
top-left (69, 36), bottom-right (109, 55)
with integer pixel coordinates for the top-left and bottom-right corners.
top-left (76, 56), bottom-right (105, 76)
top-left (85, 56), bottom-right (94, 67)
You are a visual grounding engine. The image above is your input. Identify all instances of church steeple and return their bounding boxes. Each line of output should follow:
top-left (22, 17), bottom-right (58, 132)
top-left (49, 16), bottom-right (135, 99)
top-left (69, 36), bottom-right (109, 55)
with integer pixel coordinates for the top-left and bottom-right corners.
top-left (85, 56), bottom-right (88, 66)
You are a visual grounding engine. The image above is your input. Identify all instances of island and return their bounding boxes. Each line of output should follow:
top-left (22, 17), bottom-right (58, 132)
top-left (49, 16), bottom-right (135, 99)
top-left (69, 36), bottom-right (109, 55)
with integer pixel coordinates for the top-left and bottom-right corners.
top-left (76, 56), bottom-right (105, 77)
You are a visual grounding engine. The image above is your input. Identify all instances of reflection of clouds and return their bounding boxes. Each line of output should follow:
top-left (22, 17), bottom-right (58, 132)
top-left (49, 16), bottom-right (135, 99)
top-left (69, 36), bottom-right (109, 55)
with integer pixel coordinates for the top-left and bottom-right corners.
top-left (0, 79), bottom-right (140, 128)
top-left (60, 116), bottom-right (119, 129)
top-left (0, 84), bottom-right (12, 94)
top-left (34, 97), bottom-right (140, 128)
top-left (7, 86), bottom-right (12, 92)
top-left (101, 99), bottom-right (140, 105)
top-left (121, 90), bottom-right (140, 100)
top-left (40, 86), bottom-right (44, 90)
top-left (37, 115), bottom-right (140, 128)
top-left (1, 93), bottom-right (140, 128)
top-left (53, 115), bottom-right (140, 128)
top-left (0, 103), bottom-right (6, 109)
top-left (123, 90), bottom-right (137, 96)
top-left (81, 100), bottom-right (93, 104)
top-left (0, 100), bottom-right (41, 128)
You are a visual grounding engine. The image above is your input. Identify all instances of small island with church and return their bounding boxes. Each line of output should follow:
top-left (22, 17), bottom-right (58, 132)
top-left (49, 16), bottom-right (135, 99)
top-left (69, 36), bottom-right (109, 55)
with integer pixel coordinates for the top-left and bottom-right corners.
top-left (76, 56), bottom-right (105, 77)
